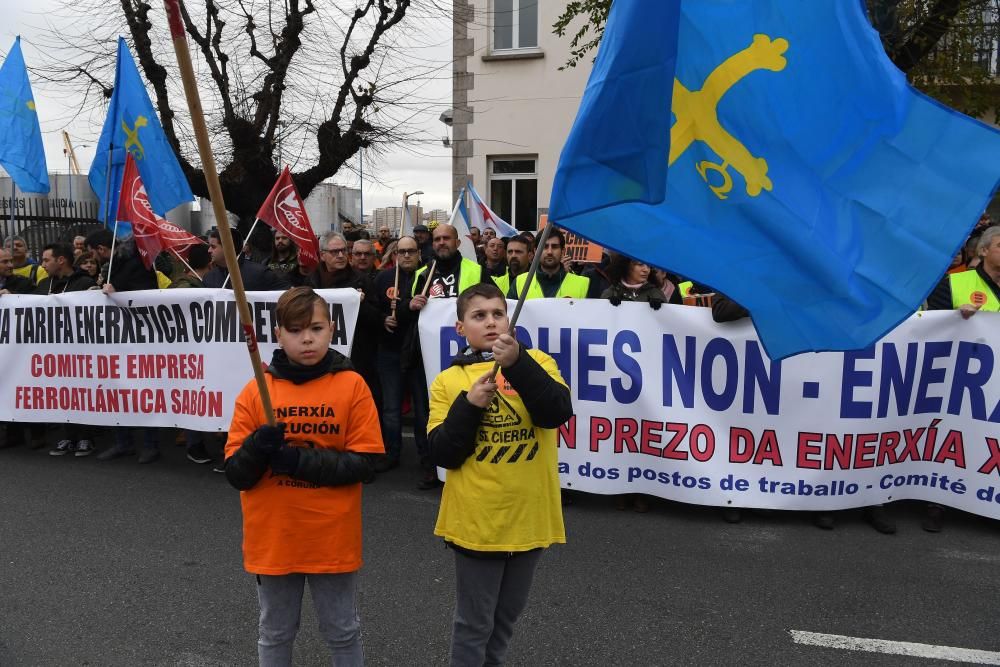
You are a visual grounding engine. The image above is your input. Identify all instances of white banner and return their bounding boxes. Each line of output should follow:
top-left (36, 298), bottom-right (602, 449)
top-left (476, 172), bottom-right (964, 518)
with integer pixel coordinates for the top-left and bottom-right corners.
top-left (419, 299), bottom-right (1000, 519)
top-left (0, 289), bottom-right (361, 430)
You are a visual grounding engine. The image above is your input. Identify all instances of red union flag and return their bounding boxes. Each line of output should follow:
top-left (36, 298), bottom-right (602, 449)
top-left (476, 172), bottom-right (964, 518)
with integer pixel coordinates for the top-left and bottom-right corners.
top-left (116, 154), bottom-right (204, 269)
top-left (116, 153), bottom-right (164, 270)
top-left (256, 167), bottom-right (319, 271)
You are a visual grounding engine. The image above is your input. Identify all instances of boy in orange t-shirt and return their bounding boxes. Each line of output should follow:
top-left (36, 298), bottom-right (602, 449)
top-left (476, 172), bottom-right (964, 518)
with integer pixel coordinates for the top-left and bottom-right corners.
top-left (224, 286), bottom-right (383, 666)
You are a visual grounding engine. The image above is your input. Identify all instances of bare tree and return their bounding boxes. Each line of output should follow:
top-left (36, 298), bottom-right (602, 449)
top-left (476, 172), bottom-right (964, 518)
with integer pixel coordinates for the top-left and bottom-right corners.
top-left (34, 0), bottom-right (456, 223)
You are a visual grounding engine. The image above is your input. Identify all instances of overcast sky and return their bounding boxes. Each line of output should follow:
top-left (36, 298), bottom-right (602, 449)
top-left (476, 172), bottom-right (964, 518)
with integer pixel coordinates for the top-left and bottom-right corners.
top-left (2, 0), bottom-right (454, 215)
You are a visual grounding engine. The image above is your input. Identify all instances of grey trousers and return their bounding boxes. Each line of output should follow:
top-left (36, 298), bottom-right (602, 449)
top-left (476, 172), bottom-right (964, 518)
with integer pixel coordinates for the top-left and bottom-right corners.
top-left (450, 549), bottom-right (543, 667)
top-left (255, 571), bottom-right (363, 667)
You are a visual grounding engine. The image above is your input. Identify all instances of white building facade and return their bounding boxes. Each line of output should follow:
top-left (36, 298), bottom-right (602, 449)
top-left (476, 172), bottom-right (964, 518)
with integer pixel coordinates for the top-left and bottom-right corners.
top-left (452, 1), bottom-right (592, 231)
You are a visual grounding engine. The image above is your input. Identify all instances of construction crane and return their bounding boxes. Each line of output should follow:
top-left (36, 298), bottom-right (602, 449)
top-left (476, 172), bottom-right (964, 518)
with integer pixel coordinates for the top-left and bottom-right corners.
top-left (62, 131), bottom-right (82, 175)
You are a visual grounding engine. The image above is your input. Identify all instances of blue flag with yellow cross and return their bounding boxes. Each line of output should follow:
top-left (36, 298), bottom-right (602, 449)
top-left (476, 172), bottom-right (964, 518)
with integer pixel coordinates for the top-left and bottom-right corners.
top-left (89, 37), bottom-right (193, 235)
top-left (550, 0), bottom-right (1000, 360)
top-left (0, 37), bottom-right (50, 194)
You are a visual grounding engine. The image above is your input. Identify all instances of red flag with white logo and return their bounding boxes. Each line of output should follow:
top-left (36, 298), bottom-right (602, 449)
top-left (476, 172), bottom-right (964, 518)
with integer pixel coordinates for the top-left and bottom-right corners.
top-left (116, 153), bottom-right (164, 270)
top-left (256, 167), bottom-right (320, 271)
top-left (116, 154), bottom-right (205, 269)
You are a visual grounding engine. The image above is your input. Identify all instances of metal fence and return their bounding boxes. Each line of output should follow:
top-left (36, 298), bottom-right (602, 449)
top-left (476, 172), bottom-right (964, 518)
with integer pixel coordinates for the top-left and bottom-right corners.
top-left (0, 197), bottom-right (104, 260)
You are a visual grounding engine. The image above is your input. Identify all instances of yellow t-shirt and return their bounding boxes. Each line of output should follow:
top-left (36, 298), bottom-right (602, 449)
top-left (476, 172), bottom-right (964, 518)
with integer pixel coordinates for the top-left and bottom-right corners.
top-left (429, 349), bottom-right (567, 552)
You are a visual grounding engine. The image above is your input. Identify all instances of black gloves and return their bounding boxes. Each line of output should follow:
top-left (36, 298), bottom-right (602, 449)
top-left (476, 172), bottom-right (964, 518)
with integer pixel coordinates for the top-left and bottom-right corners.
top-left (648, 296), bottom-right (664, 310)
top-left (608, 294), bottom-right (623, 306)
top-left (248, 423), bottom-right (287, 456)
top-left (270, 446), bottom-right (301, 476)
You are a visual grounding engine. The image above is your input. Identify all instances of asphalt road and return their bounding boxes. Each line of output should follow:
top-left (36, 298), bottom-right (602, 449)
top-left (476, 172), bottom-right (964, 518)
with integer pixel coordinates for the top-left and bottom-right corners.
top-left (1, 427), bottom-right (998, 666)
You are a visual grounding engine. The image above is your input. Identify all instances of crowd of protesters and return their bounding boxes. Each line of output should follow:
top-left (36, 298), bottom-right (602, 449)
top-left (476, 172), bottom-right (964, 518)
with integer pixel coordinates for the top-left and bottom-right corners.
top-left (1, 211), bottom-right (998, 530)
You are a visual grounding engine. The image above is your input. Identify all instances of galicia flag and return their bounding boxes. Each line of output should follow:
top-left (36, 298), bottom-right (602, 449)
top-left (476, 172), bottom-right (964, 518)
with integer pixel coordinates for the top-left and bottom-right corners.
top-left (467, 182), bottom-right (520, 238)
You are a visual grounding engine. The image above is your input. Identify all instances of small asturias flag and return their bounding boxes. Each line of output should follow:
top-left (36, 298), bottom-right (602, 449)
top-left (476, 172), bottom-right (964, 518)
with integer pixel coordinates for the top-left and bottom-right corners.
top-left (256, 167), bottom-right (320, 271)
top-left (89, 37), bottom-right (194, 235)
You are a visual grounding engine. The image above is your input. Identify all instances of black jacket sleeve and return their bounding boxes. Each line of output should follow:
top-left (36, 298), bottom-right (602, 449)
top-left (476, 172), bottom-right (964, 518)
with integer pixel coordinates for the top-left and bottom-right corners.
top-left (292, 448), bottom-right (377, 486)
top-left (711, 293), bottom-right (750, 322)
top-left (428, 392), bottom-right (486, 469)
top-left (502, 347), bottom-right (573, 429)
top-left (225, 431), bottom-right (271, 490)
top-left (925, 275), bottom-right (953, 311)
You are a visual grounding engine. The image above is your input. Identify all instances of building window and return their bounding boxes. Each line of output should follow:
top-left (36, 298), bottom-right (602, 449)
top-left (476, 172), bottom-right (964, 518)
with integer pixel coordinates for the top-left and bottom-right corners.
top-left (493, 0), bottom-right (538, 51)
top-left (489, 157), bottom-right (537, 232)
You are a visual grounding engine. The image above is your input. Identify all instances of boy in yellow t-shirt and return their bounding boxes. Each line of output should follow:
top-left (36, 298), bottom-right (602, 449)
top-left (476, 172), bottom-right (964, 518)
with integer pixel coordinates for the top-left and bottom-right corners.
top-left (225, 286), bottom-right (383, 666)
top-left (427, 282), bottom-right (572, 666)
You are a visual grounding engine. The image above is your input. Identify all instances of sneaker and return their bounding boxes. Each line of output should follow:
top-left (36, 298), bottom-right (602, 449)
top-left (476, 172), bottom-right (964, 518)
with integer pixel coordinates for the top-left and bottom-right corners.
top-left (186, 442), bottom-right (212, 464)
top-left (922, 504), bottom-right (944, 533)
top-left (137, 448), bottom-right (160, 464)
top-left (74, 440), bottom-right (95, 457)
top-left (50, 439), bottom-right (75, 456)
top-left (864, 505), bottom-right (896, 534)
top-left (96, 446), bottom-right (136, 461)
top-left (212, 462), bottom-right (226, 474)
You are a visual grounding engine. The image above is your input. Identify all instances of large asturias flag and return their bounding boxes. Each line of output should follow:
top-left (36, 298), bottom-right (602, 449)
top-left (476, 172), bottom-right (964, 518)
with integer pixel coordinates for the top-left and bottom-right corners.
top-left (550, 0), bottom-right (1000, 360)
top-left (0, 37), bottom-right (49, 194)
top-left (89, 37), bottom-right (193, 235)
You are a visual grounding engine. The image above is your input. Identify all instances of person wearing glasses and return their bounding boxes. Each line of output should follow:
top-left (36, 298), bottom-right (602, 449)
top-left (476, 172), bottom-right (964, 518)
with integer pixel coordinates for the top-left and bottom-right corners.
top-left (350, 239), bottom-right (379, 278)
top-left (372, 236), bottom-right (433, 485)
top-left (311, 232), bottom-right (384, 422)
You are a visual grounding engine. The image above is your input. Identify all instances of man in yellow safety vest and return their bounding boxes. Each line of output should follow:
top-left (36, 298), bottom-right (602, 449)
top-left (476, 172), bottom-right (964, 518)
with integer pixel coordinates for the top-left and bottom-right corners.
top-left (513, 228), bottom-right (589, 299)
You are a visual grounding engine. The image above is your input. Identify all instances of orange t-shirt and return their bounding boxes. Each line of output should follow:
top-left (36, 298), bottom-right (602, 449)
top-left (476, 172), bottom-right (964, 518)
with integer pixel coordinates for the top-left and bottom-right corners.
top-left (225, 370), bottom-right (383, 575)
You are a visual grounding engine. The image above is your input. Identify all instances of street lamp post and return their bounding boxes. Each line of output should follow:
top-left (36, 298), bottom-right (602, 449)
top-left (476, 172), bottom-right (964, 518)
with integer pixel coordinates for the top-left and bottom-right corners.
top-left (402, 190), bottom-right (424, 238)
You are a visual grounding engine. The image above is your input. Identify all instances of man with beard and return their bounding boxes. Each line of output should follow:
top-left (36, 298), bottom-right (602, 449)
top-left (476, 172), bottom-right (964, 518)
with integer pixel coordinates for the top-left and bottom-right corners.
top-left (373, 236), bottom-right (432, 482)
top-left (204, 229), bottom-right (291, 291)
top-left (268, 232), bottom-right (307, 286)
top-left (513, 228), bottom-right (589, 299)
top-left (495, 234), bottom-right (533, 297)
top-left (412, 224), bottom-right (484, 299)
top-left (413, 224), bottom-right (434, 265)
top-left (311, 232), bottom-right (383, 414)
top-left (374, 226), bottom-right (393, 259)
top-left (480, 236), bottom-right (506, 280)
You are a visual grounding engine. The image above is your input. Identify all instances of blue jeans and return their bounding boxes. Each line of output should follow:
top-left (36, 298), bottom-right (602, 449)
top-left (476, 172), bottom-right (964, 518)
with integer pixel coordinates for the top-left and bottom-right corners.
top-left (376, 347), bottom-right (429, 467)
top-left (256, 571), bottom-right (363, 667)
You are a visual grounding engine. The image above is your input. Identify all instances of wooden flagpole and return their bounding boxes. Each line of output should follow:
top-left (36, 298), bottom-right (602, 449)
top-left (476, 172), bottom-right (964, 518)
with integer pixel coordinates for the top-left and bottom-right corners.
top-left (420, 260), bottom-right (437, 298)
top-left (162, 0), bottom-right (275, 425)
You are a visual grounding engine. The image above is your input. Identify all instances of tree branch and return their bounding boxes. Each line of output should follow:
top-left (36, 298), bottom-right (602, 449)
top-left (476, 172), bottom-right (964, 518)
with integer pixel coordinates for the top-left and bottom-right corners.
top-left (889, 0), bottom-right (964, 72)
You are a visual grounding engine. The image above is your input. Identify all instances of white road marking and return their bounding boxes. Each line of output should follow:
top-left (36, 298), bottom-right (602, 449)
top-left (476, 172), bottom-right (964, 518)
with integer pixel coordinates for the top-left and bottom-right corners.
top-left (790, 630), bottom-right (1000, 665)
top-left (935, 548), bottom-right (1000, 564)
